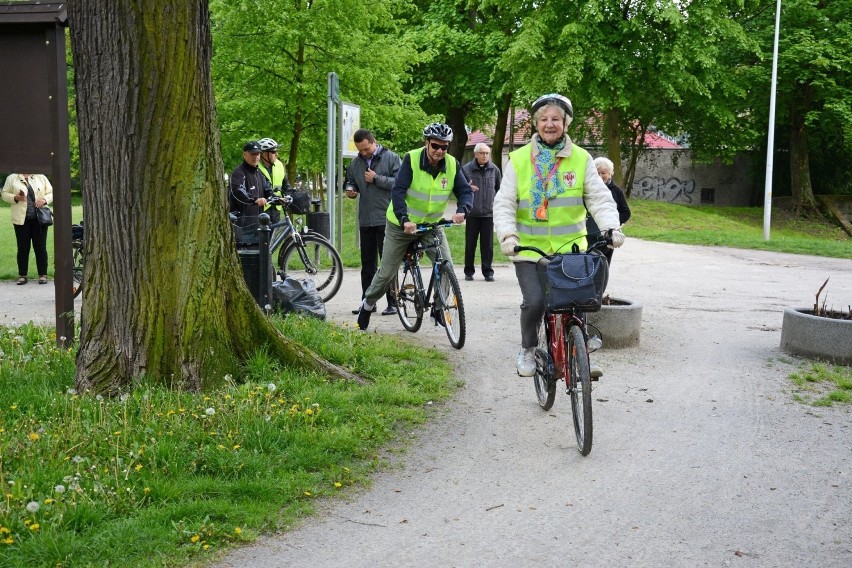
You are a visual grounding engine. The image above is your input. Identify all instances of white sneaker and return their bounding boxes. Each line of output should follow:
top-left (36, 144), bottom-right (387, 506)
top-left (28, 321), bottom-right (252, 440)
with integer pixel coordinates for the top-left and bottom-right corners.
top-left (517, 347), bottom-right (536, 377)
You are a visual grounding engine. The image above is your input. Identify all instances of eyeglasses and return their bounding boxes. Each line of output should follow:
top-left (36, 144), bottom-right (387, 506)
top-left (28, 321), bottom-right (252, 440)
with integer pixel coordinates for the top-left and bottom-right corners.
top-left (430, 142), bottom-right (449, 151)
top-left (476, 151), bottom-right (490, 155)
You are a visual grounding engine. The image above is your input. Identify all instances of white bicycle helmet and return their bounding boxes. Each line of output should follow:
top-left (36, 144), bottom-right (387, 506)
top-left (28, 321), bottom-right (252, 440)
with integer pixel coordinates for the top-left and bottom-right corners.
top-left (422, 123), bottom-right (453, 142)
top-left (258, 137), bottom-right (279, 152)
top-left (531, 93), bottom-right (574, 121)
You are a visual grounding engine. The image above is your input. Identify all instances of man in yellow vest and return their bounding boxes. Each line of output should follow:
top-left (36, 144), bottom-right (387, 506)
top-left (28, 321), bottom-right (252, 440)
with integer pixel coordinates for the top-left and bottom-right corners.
top-left (494, 93), bottom-right (625, 377)
top-left (355, 123), bottom-right (474, 331)
top-left (258, 137), bottom-right (290, 222)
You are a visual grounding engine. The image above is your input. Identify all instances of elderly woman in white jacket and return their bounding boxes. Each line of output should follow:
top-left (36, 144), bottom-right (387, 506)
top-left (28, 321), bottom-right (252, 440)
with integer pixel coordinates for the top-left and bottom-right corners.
top-left (493, 94), bottom-right (625, 377)
top-left (1, 173), bottom-right (54, 285)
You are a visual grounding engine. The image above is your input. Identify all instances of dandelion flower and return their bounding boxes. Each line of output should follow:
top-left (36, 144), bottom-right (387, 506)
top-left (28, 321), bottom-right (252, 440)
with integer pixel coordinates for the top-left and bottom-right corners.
top-left (29, 524), bottom-right (40, 531)
top-left (233, 444), bottom-right (240, 450)
top-left (3, 537), bottom-right (13, 544)
top-left (135, 464), bottom-right (143, 472)
top-left (26, 501), bottom-right (40, 513)
top-left (28, 432), bottom-right (40, 441)
top-left (120, 393), bottom-right (130, 402)
top-left (203, 544), bottom-right (210, 550)
top-left (303, 491), bottom-right (312, 496)
top-left (305, 408), bottom-right (314, 416)
top-left (334, 482), bottom-right (342, 488)
top-left (191, 535), bottom-right (200, 543)
top-left (44, 498), bottom-right (54, 505)
top-left (0, 527), bottom-right (10, 534)
top-left (66, 387), bottom-right (76, 395)
top-left (55, 485), bottom-right (66, 494)
top-left (72, 455), bottom-right (83, 464)
top-left (267, 383), bottom-right (277, 393)
top-left (143, 487), bottom-right (151, 494)
top-left (95, 395), bottom-right (103, 401)
top-left (205, 407), bottom-right (215, 416)
top-left (234, 527), bottom-right (242, 534)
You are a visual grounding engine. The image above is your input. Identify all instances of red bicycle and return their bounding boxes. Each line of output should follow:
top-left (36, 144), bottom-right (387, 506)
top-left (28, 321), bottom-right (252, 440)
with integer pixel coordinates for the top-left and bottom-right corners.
top-left (515, 233), bottom-right (612, 456)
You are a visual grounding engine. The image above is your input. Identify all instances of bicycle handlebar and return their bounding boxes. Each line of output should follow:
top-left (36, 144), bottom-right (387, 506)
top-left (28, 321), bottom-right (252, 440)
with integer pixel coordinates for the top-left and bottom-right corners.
top-left (414, 219), bottom-right (456, 234)
top-left (513, 230), bottom-right (615, 259)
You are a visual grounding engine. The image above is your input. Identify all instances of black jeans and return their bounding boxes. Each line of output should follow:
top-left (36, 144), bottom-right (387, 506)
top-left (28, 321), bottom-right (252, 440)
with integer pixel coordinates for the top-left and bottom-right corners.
top-left (359, 224), bottom-right (395, 307)
top-left (464, 216), bottom-right (494, 278)
top-left (14, 216), bottom-right (49, 277)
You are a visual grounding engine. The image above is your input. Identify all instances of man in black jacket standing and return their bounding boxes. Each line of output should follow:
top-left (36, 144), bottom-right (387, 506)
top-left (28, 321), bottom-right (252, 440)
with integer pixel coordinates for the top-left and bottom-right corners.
top-left (229, 140), bottom-right (273, 220)
top-left (461, 143), bottom-right (502, 281)
top-left (345, 129), bottom-right (402, 315)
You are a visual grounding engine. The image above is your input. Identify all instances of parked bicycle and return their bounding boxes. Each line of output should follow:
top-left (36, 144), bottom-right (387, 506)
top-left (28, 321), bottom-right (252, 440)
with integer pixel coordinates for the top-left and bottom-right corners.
top-left (515, 231), bottom-right (613, 456)
top-left (391, 219), bottom-right (466, 349)
top-left (71, 221), bottom-right (84, 299)
top-left (231, 193), bottom-right (343, 302)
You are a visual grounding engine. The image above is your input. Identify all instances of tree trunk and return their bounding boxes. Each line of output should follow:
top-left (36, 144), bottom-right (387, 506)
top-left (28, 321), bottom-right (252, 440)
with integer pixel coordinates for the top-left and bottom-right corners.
top-left (491, 92), bottom-right (512, 170)
top-left (446, 106), bottom-right (468, 162)
top-left (286, 38), bottom-right (306, 186)
top-left (68, 1), bottom-right (358, 395)
top-left (789, 83), bottom-right (820, 217)
top-left (604, 107), bottom-right (623, 185)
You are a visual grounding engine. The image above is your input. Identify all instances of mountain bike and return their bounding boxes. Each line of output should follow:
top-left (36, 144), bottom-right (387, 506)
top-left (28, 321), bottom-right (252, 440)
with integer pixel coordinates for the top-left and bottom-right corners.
top-left (515, 232), bottom-right (613, 456)
top-left (231, 194), bottom-right (343, 302)
top-left (391, 219), bottom-right (466, 349)
top-left (72, 221), bottom-right (84, 299)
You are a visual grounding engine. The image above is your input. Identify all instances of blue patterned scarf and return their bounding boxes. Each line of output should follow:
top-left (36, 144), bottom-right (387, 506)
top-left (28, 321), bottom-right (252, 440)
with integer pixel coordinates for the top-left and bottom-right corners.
top-left (530, 137), bottom-right (567, 220)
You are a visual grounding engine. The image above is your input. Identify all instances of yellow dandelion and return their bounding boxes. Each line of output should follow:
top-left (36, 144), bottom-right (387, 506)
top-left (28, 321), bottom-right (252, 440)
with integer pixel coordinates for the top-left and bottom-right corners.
top-left (305, 409), bottom-right (314, 416)
top-left (3, 537), bottom-right (13, 545)
top-left (29, 524), bottom-right (40, 531)
top-left (24, 520), bottom-right (31, 526)
top-left (203, 544), bottom-right (210, 550)
top-left (28, 432), bottom-right (40, 441)
top-left (10, 405), bottom-right (17, 410)
top-left (191, 534), bottom-right (200, 543)
top-left (234, 527), bottom-right (242, 534)
top-left (44, 498), bottom-right (55, 505)
top-left (217, 444), bottom-right (225, 450)
top-left (134, 464), bottom-right (143, 472)
top-left (143, 487), bottom-right (151, 494)
top-left (0, 527), bottom-right (10, 534)
top-left (303, 491), bottom-right (312, 496)
top-left (233, 444), bottom-right (240, 450)
top-left (113, 431), bottom-right (121, 436)
top-left (334, 482), bottom-right (342, 488)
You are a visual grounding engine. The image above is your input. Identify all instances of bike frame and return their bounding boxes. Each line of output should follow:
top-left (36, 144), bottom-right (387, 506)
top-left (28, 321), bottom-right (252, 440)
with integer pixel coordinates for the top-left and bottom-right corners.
top-left (543, 311), bottom-right (587, 390)
top-left (400, 235), bottom-right (445, 313)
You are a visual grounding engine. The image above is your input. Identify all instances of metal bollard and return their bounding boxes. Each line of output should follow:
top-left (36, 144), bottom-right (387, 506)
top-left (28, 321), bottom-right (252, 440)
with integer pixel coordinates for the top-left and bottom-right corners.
top-left (257, 213), bottom-right (272, 312)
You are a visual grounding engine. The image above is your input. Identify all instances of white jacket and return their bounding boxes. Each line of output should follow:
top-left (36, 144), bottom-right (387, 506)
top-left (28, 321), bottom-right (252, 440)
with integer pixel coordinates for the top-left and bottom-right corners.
top-left (493, 135), bottom-right (620, 262)
top-left (2, 174), bottom-right (54, 226)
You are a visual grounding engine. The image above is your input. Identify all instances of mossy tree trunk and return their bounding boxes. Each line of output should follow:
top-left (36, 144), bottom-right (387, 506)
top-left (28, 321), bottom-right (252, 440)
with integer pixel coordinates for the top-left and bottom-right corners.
top-left (789, 82), bottom-right (820, 218)
top-left (68, 1), bottom-right (356, 395)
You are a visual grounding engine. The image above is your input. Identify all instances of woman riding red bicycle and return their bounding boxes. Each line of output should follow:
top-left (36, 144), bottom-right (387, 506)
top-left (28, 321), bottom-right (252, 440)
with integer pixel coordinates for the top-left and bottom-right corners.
top-left (493, 93), bottom-right (626, 378)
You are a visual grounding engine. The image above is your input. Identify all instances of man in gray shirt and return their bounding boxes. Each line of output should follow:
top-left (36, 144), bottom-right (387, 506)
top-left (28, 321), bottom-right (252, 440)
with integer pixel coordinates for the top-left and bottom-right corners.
top-left (345, 129), bottom-right (402, 315)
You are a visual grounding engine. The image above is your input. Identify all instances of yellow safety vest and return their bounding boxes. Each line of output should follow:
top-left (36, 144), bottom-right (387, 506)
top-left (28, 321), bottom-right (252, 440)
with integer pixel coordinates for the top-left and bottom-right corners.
top-left (510, 143), bottom-right (589, 260)
top-left (260, 160), bottom-right (286, 212)
top-left (387, 147), bottom-right (456, 225)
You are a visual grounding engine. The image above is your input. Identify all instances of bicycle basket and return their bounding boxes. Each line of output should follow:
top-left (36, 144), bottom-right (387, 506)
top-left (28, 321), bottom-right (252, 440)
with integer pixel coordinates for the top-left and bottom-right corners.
top-left (283, 190), bottom-right (311, 214)
top-left (233, 215), bottom-right (260, 246)
top-left (538, 252), bottom-right (609, 313)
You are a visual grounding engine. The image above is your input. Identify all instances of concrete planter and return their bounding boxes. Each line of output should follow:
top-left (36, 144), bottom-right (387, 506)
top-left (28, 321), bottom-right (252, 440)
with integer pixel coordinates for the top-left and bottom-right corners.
top-left (587, 297), bottom-right (642, 349)
top-left (780, 308), bottom-right (852, 364)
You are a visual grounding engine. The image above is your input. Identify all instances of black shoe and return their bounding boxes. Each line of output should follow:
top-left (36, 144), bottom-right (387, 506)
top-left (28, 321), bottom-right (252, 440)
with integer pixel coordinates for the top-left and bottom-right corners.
top-left (356, 306), bottom-right (373, 330)
top-left (352, 305), bottom-right (377, 315)
top-left (381, 306), bottom-right (398, 316)
top-left (484, 275), bottom-right (495, 282)
top-left (464, 275), bottom-right (473, 281)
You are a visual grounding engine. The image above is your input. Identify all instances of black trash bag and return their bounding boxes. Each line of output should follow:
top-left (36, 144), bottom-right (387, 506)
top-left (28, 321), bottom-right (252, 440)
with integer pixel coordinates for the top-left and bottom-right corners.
top-left (271, 277), bottom-right (326, 319)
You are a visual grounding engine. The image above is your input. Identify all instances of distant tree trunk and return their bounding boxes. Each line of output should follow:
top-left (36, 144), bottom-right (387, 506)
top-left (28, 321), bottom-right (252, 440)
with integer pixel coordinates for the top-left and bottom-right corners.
top-left (68, 1), bottom-right (356, 395)
top-left (622, 122), bottom-right (648, 198)
top-left (446, 106), bottom-right (468, 161)
top-left (789, 83), bottom-right (820, 217)
top-left (287, 38), bottom-right (307, 186)
top-left (604, 107), bottom-right (624, 185)
top-left (491, 92), bottom-right (512, 170)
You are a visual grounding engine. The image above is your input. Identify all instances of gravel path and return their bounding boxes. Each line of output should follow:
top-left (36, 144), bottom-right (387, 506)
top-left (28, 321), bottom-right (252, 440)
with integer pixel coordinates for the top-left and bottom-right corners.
top-left (4, 239), bottom-right (850, 567)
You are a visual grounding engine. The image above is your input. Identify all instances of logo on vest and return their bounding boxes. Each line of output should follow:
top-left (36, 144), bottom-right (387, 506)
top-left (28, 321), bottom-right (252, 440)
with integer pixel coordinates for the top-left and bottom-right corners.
top-left (563, 171), bottom-right (576, 187)
top-left (441, 178), bottom-right (448, 189)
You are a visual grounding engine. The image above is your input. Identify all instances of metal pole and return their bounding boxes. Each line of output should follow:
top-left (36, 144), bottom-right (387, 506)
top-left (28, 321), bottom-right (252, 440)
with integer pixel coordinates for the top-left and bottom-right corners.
top-left (257, 213), bottom-right (272, 311)
top-left (336, 99), bottom-right (344, 248)
top-left (763, 0), bottom-right (782, 241)
top-left (326, 73), bottom-right (338, 249)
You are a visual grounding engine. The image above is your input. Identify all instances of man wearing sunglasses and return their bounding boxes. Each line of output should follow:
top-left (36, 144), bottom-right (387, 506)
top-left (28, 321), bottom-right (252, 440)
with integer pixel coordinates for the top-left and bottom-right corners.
top-left (257, 137), bottom-right (290, 223)
top-left (356, 122), bottom-right (473, 331)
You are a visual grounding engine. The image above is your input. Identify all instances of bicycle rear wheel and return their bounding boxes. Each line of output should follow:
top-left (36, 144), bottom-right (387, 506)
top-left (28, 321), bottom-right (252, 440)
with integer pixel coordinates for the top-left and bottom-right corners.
top-left (277, 234), bottom-right (343, 303)
top-left (72, 238), bottom-right (84, 299)
top-left (568, 324), bottom-right (592, 455)
top-left (394, 266), bottom-right (423, 332)
top-left (435, 262), bottom-right (465, 349)
top-left (534, 319), bottom-right (556, 410)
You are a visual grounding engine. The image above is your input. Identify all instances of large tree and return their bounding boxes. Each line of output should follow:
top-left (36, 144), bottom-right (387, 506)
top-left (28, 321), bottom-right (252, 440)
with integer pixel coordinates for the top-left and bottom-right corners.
top-left (68, 0), bottom-right (354, 394)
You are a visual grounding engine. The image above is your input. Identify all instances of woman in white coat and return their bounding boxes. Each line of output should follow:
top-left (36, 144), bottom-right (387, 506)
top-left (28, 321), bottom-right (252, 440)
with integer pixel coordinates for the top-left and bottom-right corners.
top-left (2, 173), bottom-right (54, 285)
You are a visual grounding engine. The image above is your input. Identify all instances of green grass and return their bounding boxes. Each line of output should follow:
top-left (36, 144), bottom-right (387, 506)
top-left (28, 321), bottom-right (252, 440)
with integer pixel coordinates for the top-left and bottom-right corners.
top-left (0, 317), bottom-right (458, 567)
top-left (789, 362), bottom-right (852, 406)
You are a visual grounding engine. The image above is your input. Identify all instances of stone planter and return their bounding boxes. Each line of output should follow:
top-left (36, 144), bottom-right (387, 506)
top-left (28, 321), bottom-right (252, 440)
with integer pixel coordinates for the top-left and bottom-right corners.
top-left (586, 297), bottom-right (642, 349)
top-left (780, 308), bottom-right (852, 364)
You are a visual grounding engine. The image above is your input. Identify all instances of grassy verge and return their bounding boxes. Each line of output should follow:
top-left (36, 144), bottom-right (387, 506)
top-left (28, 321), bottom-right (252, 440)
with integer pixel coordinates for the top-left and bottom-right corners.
top-left (0, 316), bottom-right (458, 567)
top-left (789, 362), bottom-right (852, 406)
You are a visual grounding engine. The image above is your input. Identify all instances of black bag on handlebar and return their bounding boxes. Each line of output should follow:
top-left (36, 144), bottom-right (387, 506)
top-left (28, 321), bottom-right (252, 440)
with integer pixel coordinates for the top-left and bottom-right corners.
top-left (283, 190), bottom-right (311, 214)
top-left (539, 252), bottom-right (609, 313)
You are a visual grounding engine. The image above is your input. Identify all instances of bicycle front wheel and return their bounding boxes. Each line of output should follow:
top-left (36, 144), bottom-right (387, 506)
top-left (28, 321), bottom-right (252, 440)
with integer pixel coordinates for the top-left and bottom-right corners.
top-left (568, 324), bottom-right (592, 455)
top-left (277, 235), bottom-right (343, 303)
top-left (534, 319), bottom-right (556, 410)
top-left (72, 238), bottom-right (84, 299)
top-left (394, 266), bottom-right (424, 332)
top-left (436, 262), bottom-right (465, 349)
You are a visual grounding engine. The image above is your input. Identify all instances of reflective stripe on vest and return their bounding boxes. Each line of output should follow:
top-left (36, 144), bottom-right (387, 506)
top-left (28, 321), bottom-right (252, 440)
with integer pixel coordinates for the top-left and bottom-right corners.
top-left (387, 147), bottom-right (456, 225)
top-left (510, 143), bottom-right (589, 259)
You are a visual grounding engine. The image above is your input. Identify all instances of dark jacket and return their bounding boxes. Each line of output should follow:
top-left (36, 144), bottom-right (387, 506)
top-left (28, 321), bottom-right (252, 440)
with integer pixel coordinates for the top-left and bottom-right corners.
top-left (345, 144), bottom-right (402, 228)
top-left (229, 161), bottom-right (273, 220)
top-left (586, 180), bottom-right (631, 238)
top-left (461, 159), bottom-right (502, 218)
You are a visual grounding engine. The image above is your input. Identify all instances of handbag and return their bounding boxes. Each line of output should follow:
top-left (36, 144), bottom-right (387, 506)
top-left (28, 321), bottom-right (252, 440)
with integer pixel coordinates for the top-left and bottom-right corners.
top-left (36, 206), bottom-right (54, 226)
top-left (540, 252), bottom-right (609, 313)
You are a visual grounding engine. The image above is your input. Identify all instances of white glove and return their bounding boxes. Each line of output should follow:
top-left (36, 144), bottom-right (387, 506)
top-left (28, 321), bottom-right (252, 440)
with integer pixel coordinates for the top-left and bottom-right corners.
top-left (609, 228), bottom-right (625, 248)
top-left (500, 235), bottom-right (519, 256)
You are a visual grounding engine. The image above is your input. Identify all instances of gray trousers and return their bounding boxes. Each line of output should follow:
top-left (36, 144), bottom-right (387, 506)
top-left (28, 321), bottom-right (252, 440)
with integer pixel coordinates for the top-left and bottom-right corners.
top-left (514, 261), bottom-right (546, 348)
top-left (363, 220), bottom-right (454, 307)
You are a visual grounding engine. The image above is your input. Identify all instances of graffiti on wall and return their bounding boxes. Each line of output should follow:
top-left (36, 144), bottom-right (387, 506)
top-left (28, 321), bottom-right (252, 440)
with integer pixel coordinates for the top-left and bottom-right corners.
top-left (633, 176), bottom-right (696, 203)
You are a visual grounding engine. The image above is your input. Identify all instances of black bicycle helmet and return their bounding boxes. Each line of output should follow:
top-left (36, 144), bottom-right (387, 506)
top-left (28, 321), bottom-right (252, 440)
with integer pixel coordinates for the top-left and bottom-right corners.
top-left (531, 93), bottom-right (574, 121)
top-left (422, 122), bottom-right (453, 142)
top-left (258, 137), bottom-right (279, 152)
